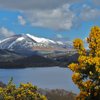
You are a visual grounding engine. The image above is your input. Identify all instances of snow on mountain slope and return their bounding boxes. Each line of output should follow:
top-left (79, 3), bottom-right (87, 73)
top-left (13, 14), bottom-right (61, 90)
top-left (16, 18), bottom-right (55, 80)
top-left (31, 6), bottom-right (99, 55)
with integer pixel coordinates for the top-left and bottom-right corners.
top-left (56, 41), bottom-right (63, 45)
top-left (0, 37), bottom-right (13, 44)
top-left (26, 34), bottom-right (56, 44)
top-left (8, 37), bottom-right (25, 49)
top-left (16, 37), bottom-right (25, 41)
top-left (0, 34), bottom-right (72, 54)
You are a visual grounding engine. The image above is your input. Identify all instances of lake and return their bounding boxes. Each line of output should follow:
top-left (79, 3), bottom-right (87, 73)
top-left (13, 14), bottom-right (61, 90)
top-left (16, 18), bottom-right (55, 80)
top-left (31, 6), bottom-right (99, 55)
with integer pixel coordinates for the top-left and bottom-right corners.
top-left (0, 67), bottom-right (79, 93)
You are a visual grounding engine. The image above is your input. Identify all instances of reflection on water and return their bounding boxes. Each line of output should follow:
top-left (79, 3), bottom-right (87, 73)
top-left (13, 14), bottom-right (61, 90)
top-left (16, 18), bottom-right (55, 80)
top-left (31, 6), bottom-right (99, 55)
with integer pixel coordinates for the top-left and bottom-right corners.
top-left (0, 67), bottom-right (79, 93)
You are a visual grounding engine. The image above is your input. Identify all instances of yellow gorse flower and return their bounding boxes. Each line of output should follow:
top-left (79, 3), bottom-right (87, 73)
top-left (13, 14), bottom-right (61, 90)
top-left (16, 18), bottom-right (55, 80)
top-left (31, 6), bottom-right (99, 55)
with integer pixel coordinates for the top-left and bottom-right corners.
top-left (0, 82), bottom-right (47, 100)
top-left (68, 26), bottom-right (100, 100)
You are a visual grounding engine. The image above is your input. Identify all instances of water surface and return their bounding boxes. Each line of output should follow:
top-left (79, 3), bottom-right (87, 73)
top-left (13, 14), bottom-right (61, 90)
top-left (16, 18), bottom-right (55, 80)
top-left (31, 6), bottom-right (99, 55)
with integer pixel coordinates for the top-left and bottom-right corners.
top-left (0, 67), bottom-right (79, 93)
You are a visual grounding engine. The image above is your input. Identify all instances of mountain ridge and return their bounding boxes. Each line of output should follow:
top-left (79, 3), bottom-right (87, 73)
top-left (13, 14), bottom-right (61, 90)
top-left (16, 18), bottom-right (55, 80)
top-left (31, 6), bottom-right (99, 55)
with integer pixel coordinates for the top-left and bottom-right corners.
top-left (0, 34), bottom-right (76, 68)
top-left (0, 34), bottom-right (73, 56)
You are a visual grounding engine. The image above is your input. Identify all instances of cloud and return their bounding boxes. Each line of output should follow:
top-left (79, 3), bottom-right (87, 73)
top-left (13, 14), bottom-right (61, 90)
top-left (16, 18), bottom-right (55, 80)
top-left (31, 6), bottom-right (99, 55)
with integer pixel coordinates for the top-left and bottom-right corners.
top-left (24, 4), bottom-right (75, 30)
top-left (83, 37), bottom-right (87, 43)
top-left (92, 0), bottom-right (100, 6)
top-left (0, 0), bottom-right (83, 30)
top-left (18, 15), bottom-right (26, 26)
top-left (80, 5), bottom-right (100, 21)
top-left (56, 34), bottom-right (63, 38)
top-left (0, 0), bottom-right (82, 11)
top-left (0, 27), bottom-right (15, 39)
top-left (83, 37), bottom-right (89, 49)
top-left (0, 0), bottom-right (99, 31)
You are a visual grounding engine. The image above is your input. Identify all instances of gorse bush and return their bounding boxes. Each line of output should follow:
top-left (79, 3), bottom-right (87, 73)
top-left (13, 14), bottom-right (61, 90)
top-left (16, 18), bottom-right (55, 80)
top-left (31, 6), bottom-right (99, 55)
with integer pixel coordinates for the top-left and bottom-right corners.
top-left (68, 26), bottom-right (100, 100)
top-left (0, 79), bottom-right (47, 100)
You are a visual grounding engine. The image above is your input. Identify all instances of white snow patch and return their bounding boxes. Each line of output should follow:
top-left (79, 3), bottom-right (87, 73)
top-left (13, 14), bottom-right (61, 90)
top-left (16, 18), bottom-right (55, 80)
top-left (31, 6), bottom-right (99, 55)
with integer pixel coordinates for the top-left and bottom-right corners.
top-left (16, 37), bottom-right (25, 41)
top-left (0, 38), bottom-right (12, 44)
top-left (26, 34), bottom-right (56, 44)
top-left (8, 37), bottom-right (24, 49)
top-left (56, 41), bottom-right (63, 45)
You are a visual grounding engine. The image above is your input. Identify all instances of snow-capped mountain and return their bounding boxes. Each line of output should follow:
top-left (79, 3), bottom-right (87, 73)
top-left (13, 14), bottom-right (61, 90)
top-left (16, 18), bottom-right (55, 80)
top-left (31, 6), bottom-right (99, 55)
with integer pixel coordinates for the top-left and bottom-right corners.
top-left (0, 34), bottom-right (72, 55)
top-left (26, 34), bottom-right (56, 44)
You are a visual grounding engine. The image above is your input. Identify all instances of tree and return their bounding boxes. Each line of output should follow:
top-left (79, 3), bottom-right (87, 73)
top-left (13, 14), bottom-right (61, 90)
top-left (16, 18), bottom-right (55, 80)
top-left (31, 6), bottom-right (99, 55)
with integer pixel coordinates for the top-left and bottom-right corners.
top-left (68, 26), bottom-right (100, 100)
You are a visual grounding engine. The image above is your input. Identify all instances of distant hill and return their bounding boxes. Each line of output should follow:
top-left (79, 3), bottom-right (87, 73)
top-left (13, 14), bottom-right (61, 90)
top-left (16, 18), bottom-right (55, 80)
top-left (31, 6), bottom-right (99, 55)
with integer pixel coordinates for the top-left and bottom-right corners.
top-left (0, 49), bottom-right (58, 68)
top-left (0, 49), bottom-right (78, 68)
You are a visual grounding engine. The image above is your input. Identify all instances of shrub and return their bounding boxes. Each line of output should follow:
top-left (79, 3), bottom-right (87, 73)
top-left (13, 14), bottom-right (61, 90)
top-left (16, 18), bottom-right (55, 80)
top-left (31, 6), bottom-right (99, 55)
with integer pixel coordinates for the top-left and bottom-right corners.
top-left (68, 26), bottom-right (100, 100)
top-left (0, 79), bottom-right (47, 100)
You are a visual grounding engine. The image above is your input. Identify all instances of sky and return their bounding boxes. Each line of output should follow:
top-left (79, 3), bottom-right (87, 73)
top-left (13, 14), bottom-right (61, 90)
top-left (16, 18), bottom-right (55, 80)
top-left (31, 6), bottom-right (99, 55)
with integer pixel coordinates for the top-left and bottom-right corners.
top-left (0, 0), bottom-right (100, 41)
